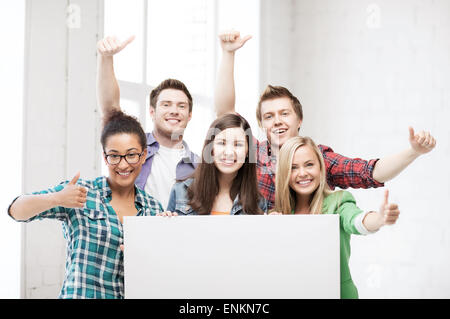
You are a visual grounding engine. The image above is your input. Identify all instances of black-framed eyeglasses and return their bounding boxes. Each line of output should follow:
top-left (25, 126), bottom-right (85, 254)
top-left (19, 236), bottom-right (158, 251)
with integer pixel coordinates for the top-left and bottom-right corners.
top-left (104, 151), bottom-right (145, 165)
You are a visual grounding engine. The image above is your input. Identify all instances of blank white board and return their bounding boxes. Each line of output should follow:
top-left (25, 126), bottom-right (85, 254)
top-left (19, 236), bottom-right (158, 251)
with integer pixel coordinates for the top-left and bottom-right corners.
top-left (123, 215), bottom-right (340, 299)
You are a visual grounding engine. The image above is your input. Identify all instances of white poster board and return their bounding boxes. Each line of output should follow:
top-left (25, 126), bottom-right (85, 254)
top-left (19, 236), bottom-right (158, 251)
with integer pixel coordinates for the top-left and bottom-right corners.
top-left (123, 215), bottom-right (340, 299)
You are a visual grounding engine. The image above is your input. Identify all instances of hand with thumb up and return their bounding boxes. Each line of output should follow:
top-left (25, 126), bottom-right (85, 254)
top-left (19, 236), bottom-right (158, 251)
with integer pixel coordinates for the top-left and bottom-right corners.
top-left (55, 172), bottom-right (88, 208)
top-left (97, 35), bottom-right (135, 57)
top-left (218, 30), bottom-right (252, 53)
top-left (378, 189), bottom-right (400, 226)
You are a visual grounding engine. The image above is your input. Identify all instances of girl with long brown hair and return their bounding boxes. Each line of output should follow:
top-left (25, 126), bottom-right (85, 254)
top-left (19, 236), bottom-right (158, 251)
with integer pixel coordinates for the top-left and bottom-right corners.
top-left (167, 113), bottom-right (267, 215)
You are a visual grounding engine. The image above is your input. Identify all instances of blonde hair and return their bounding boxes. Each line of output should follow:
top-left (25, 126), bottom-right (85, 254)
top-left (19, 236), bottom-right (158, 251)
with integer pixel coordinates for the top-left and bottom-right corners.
top-left (274, 136), bottom-right (332, 214)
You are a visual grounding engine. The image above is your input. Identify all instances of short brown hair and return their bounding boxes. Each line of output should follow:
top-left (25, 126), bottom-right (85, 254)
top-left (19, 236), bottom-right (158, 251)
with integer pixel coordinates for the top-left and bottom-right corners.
top-left (149, 79), bottom-right (193, 112)
top-left (256, 85), bottom-right (303, 127)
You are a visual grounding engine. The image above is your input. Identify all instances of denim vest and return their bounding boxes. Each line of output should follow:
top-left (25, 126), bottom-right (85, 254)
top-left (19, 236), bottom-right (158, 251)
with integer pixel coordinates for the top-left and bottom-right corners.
top-left (166, 178), bottom-right (268, 215)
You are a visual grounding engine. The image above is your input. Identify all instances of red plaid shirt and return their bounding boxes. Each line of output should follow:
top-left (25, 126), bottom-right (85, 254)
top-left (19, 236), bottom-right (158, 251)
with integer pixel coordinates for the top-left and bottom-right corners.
top-left (255, 139), bottom-right (384, 209)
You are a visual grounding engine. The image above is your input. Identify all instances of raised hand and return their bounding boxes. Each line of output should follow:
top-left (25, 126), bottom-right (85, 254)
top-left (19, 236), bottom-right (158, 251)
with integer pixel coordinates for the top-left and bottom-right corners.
top-left (218, 30), bottom-right (252, 53)
top-left (409, 126), bottom-right (436, 155)
top-left (97, 35), bottom-right (135, 57)
top-left (378, 189), bottom-right (400, 226)
top-left (55, 172), bottom-right (87, 208)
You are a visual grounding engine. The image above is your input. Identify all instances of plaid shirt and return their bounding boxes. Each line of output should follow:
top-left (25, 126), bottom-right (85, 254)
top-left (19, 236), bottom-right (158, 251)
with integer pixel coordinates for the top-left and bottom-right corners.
top-left (8, 176), bottom-right (163, 299)
top-left (256, 139), bottom-right (384, 209)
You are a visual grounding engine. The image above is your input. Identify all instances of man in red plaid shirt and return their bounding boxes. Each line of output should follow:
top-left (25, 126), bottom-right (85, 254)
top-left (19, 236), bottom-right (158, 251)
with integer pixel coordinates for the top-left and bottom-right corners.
top-left (215, 31), bottom-right (436, 209)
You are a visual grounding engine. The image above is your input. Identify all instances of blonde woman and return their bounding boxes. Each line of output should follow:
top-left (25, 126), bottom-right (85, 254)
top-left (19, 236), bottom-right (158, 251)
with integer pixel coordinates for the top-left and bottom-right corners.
top-left (274, 136), bottom-right (400, 299)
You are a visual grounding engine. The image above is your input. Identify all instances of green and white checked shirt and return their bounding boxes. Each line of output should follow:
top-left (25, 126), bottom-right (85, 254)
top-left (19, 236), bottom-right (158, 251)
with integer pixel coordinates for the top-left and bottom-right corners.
top-left (8, 176), bottom-right (163, 299)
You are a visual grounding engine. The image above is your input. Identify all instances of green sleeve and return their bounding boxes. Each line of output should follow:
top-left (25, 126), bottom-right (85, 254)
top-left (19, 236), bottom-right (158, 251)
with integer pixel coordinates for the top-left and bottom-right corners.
top-left (335, 191), bottom-right (364, 235)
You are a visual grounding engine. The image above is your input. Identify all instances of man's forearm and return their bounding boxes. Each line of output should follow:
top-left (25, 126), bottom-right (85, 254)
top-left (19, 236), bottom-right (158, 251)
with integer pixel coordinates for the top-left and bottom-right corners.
top-left (372, 148), bottom-right (420, 183)
top-left (96, 55), bottom-right (121, 117)
top-left (214, 51), bottom-right (236, 117)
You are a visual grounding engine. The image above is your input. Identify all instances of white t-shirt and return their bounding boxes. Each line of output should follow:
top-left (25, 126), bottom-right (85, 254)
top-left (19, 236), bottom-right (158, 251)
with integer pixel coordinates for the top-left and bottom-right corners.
top-left (145, 144), bottom-right (185, 210)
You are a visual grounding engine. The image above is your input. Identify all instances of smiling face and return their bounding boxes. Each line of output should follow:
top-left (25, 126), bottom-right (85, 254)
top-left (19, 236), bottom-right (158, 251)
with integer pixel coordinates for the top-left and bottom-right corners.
top-left (288, 145), bottom-right (321, 202)
top-left (149, 88), bottom-right (192, 140)
top-left (103, 133), bottom-right (147, 189)
top-left (212, 127), bottom-right (248, 177)
top-left (260, 97), bottom-right (302, 150)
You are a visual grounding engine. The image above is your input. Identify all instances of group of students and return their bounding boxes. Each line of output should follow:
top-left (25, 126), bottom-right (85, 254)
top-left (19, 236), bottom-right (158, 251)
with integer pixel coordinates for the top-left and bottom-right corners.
top-left (8, 31), bottom-right (436, 299)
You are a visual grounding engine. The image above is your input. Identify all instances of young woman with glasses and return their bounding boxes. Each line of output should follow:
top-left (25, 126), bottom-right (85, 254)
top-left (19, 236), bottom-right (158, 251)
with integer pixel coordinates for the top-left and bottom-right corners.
top-left (7, 110), bottom-right (164, 299)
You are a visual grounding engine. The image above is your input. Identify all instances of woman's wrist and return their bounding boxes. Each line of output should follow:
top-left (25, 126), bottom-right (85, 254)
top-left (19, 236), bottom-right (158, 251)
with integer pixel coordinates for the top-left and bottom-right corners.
top-left (363, 211), bottom-right (384, 232)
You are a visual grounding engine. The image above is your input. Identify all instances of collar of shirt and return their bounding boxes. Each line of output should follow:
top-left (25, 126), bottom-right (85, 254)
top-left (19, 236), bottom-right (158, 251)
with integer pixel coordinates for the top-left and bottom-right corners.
top-left (146, 132), bottom-right (198, 164)
top-left (96, 176), bottom-right (146, 209)
top-left (180, 178), bottom-right (246, 215)
top-left (135, 133), bottom-right (198, 190)
top-left (230, 195), bottom-right (244, 215)
top-left (257, 139), bottom-right (277, 167)
top-left (259, 139), bottom-right (271, 156)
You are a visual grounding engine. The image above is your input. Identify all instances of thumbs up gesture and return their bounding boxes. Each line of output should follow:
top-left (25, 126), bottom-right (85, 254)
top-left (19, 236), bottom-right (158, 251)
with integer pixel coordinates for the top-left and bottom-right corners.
top-left (97, 35), bottom-right (135, 57)
top-left (55, 172), bottom-right (87, 208)
top-left (378, 189), bottom-right (400, 226)
top-left (409, 126), bottom-right (436, 155)
top-left (218, 30), bottom-right (252, 53)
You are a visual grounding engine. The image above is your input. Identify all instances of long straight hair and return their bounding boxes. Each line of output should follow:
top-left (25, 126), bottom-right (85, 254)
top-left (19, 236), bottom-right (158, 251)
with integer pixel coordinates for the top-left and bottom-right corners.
top-left (187, 113), bottom-right (261, 215)
top-left (274, 136), bottom-right (332, 214)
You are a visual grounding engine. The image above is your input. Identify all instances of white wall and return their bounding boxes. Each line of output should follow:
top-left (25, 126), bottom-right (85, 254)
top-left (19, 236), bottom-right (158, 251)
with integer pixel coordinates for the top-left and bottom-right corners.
top-left (0, 0), bottom-right (25, 299)
top-left (259, 0), bottom-right (295, 91)
top-left (218, 0), bottom-right (261, 140)
top-left (21, 0), bottom-right (101, 298)
top-left (17, 0), bottom-right (450, 298)
top-left (261, 0), bottom-right (449, 298)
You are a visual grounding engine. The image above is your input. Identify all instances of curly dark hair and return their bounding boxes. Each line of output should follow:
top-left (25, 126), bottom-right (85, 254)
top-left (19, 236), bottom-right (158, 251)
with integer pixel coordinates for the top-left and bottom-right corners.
top-left (101, 109), bottom-right (147, 151)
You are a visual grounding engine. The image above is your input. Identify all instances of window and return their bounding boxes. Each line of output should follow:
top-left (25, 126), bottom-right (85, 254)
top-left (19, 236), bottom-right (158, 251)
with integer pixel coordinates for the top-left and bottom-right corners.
top-left (103, 0), bottom-right (260, 175)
